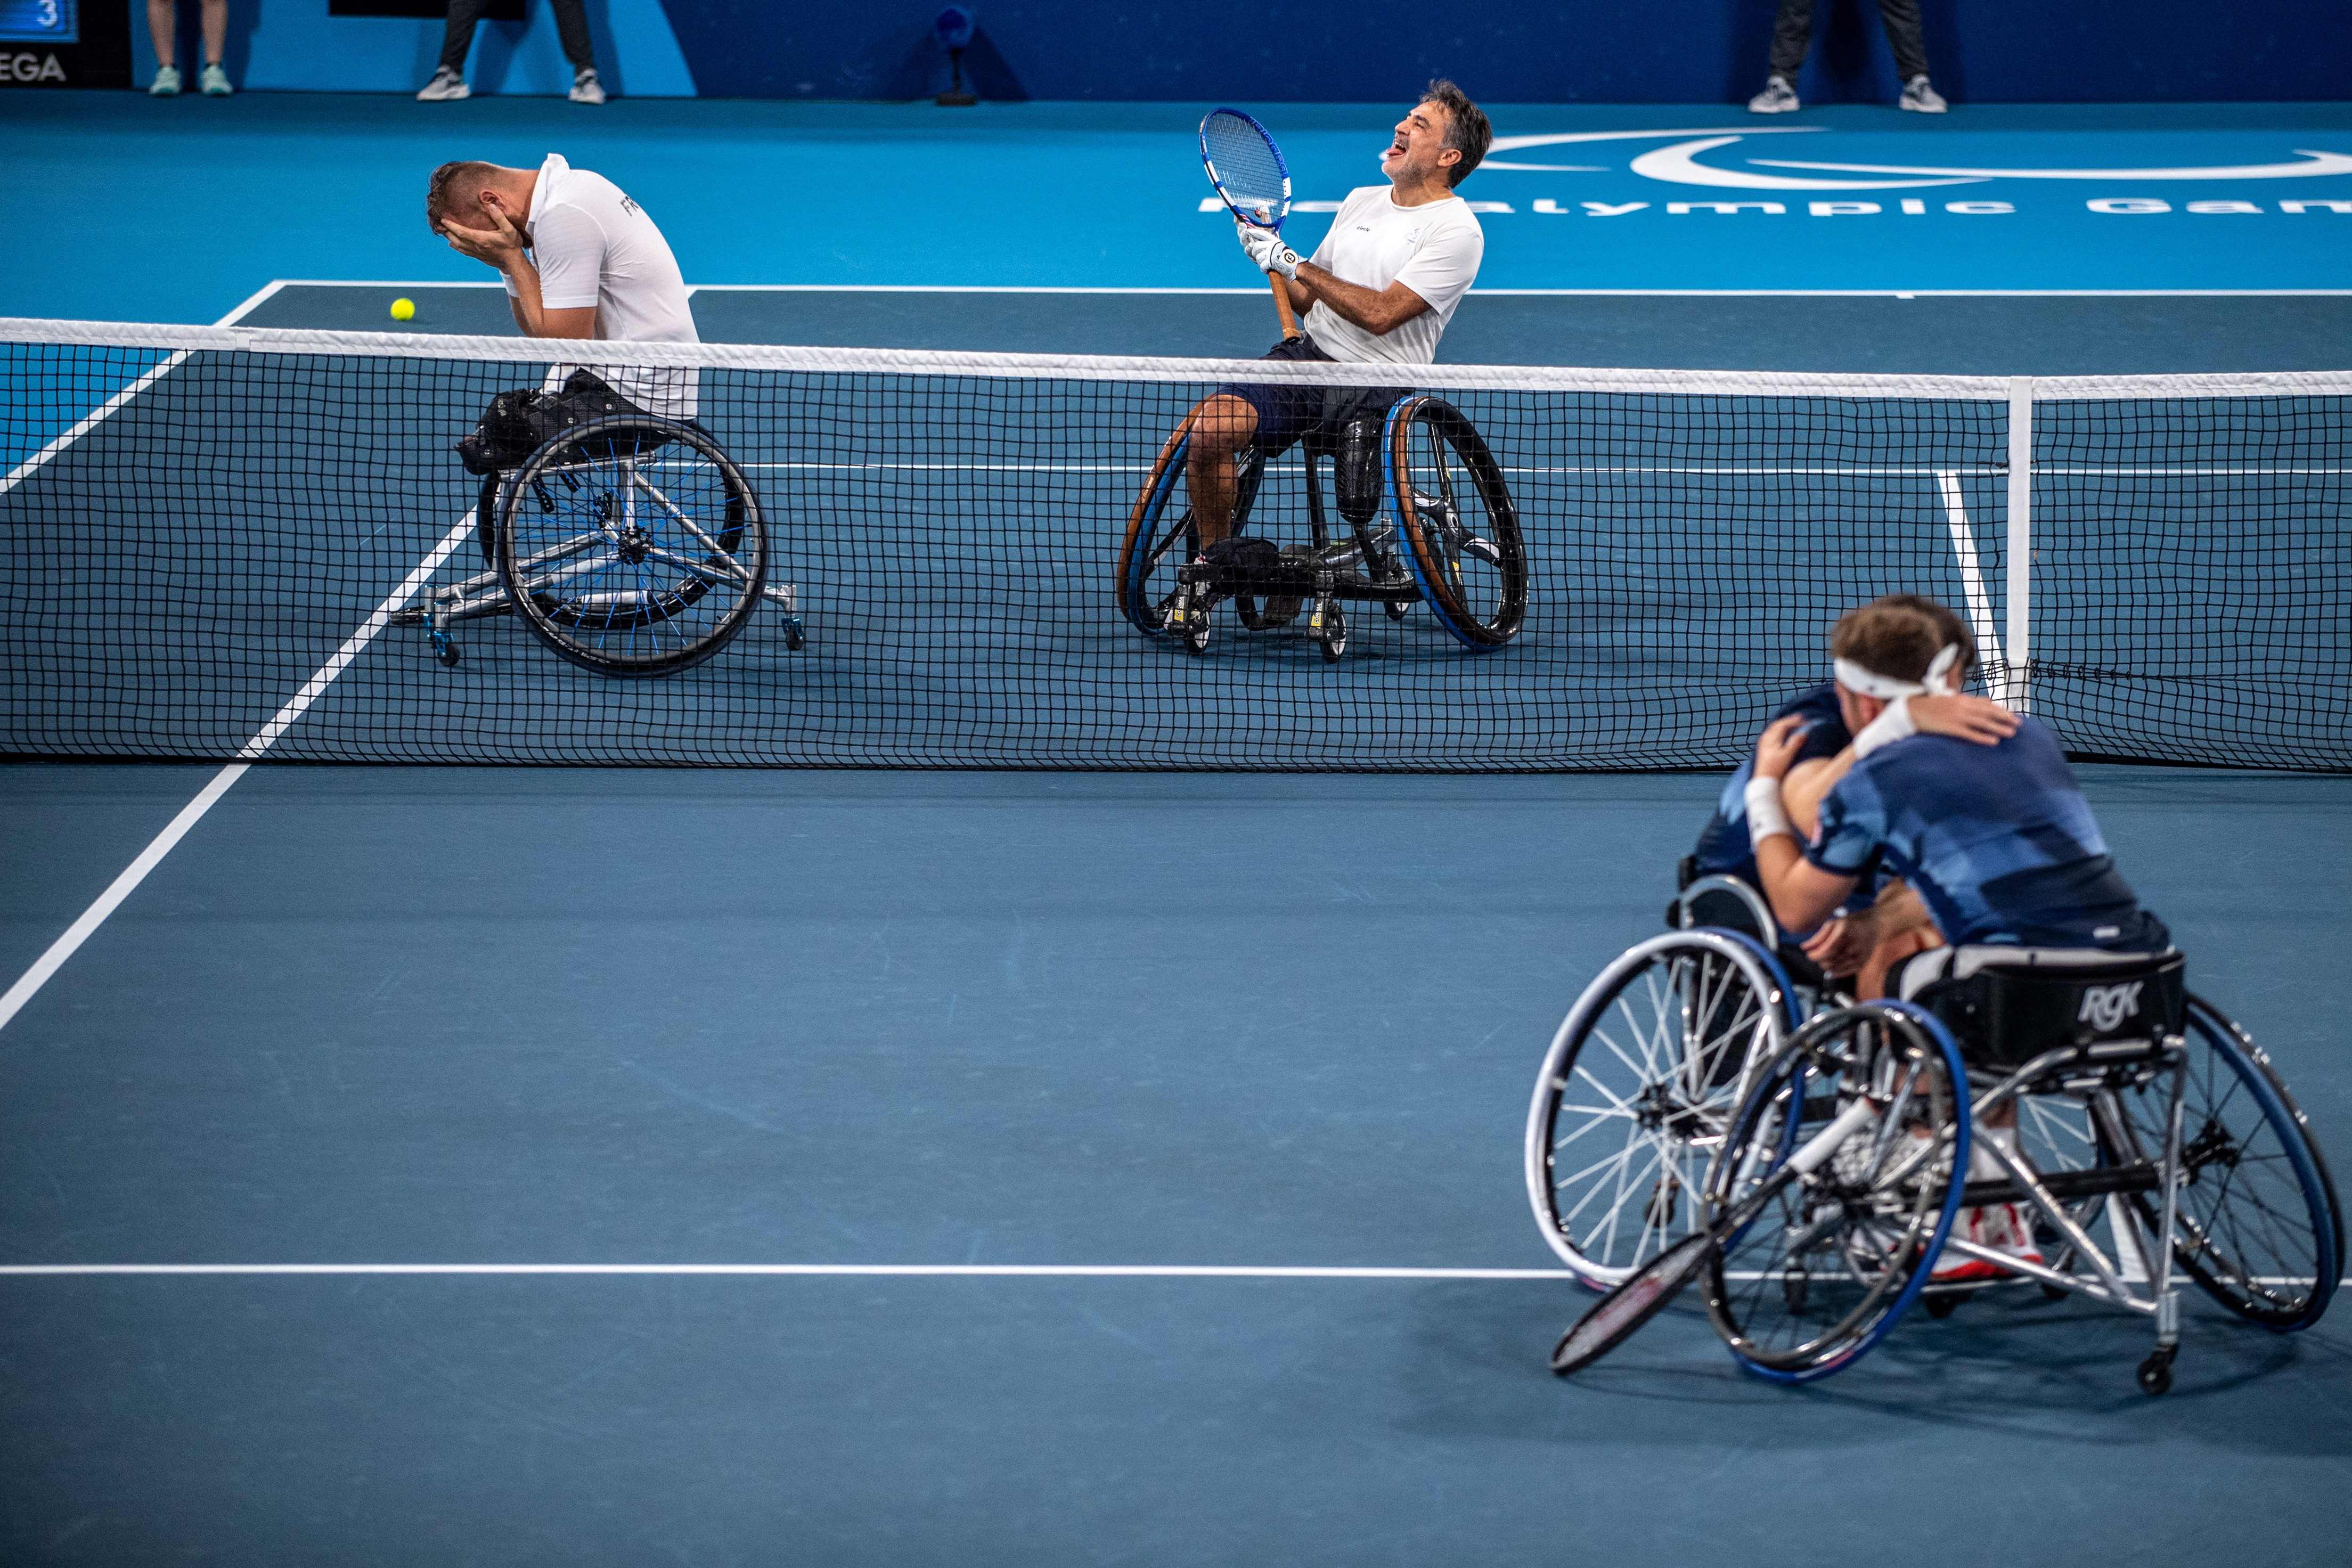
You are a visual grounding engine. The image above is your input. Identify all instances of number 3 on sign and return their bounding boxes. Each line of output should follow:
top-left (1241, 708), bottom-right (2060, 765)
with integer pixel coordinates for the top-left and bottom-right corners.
top-left (36, 0), bottom-right (58, 24)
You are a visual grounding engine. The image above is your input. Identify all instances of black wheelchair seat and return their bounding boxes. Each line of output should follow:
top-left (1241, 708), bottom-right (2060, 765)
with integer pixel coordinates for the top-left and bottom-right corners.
top-left (1908, 946), bottom-right (2188, 1071)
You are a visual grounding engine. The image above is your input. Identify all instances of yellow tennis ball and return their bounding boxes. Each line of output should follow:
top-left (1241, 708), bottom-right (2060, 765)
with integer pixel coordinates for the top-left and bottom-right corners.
top-left (390, 297), bottom-right (416, 322)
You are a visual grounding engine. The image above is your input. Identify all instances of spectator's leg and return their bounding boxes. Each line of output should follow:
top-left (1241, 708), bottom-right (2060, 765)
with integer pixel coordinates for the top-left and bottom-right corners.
top-left (1875, 0), bottom-right (1931, 82)
top-left (1767, 0), bottom-right (1816, 80)
top-left (199, 0), bottom-right (225, 66)
top-left (547, 0), bottom-right (597, 71)
top-left (437, 0), bottom-right (488, 76)
top-left (144, 0), bottom-right (175, 67)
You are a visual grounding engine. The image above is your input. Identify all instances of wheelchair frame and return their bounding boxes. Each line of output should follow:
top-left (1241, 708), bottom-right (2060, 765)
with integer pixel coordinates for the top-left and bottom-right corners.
top-left (1116, 393), bottom-right (1526, 662)
top-left (1533, 879), bottom-right (2340, 1393)
top-left (394, 414), bottom-right (803, 676)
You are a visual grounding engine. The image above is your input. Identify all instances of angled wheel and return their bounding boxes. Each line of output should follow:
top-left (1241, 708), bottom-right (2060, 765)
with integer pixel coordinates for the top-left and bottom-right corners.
top-left (2118, 998), bottom-right (2342, 1331)
top-left (1704, 1002), bottom-right (1971, 1382)
top-left (1525, 930), bottom-right (1795, 1289)
top-left (499, 416), bottom-right (766, 677)
top-left (1116, 420), bottom-right (1262, 639)
top-left (1386, 395), bottom-right (1526, 649)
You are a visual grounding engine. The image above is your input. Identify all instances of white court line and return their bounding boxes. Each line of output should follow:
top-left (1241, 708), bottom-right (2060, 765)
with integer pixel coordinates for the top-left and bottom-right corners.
top-left (1936, 470), bottom-right (2009, 689)
top-left (0, 1263), bottom-right (1578, 1279)
top-left (741, 461), bottom-right (2015, 478)
top-left (1, 280), bottom-right (289, 499)
top-left (3, 1262), bottom-right (2346, 1286)
top-left (0, 276), bottom-right (469, 1038)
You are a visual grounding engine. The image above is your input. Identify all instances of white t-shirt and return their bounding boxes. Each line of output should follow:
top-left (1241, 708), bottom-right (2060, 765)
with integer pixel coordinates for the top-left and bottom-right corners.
top-left (510, 153), bottom-right (699, 418)
top-left (1303, 185), bottom-right (1484, 365)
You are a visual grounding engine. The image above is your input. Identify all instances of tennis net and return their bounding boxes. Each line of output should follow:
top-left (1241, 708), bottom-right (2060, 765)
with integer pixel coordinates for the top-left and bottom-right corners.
top-left (2, 317), bottom-right (2345, 771)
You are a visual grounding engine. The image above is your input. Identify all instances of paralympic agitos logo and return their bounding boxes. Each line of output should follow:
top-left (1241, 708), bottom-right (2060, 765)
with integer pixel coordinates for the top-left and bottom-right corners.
top-left (1482, 127), bottom-right (2352, 189)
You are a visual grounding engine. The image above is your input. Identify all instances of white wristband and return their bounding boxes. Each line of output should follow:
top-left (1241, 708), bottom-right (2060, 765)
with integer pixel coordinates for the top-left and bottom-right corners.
top-left (1850, 695), bottom-right (1916, 760)
top-left (1744, 776), bottom-right (1793, 843)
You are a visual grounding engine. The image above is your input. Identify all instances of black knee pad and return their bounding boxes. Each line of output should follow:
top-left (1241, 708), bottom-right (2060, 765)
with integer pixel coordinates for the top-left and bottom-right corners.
top-left (1334, 415), bottom-right (1384, 526)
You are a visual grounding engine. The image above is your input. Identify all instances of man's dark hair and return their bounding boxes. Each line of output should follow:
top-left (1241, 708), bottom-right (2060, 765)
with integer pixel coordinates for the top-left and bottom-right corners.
top-left (1875, 592), bottom-right (1976, 674)
top-left (426, 160), bottom-right (501, 235)
top-left (1422, 79), bottom-right (1490, 189)
top-left (1830, 598), bottom-right (1948, 684)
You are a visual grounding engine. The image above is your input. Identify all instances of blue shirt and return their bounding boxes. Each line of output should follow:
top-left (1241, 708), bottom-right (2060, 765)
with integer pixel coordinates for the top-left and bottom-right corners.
top-left (1693, 683), bottom-right (1852, 884)
top-left (1806, 717), bottom-right (2168, 950)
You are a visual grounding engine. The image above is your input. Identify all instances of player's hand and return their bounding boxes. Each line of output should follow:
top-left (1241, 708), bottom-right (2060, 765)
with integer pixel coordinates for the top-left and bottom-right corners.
top-left (1910, 693), bottom-right (2020, 747)
top-left (1802, 906), bottom-right (1877, 976)
top-left (1752, 714), bottom-right (1811, 781)
top-left (442, 207), bottom-right (527, 270)
top-left (1236, 220), bottom-right (1301, 280)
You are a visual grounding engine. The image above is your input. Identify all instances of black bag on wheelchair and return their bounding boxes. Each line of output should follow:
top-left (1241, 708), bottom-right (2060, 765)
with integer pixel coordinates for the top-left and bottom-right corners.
top-left (456, 371), bottom-right (657, 477)
top-left (1918, 950), bottom-right (2187, 1072)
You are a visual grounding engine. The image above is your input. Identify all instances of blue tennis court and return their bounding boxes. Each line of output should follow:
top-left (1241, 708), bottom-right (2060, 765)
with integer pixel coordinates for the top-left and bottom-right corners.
top-left (4, 83), bottom-right (2350, 1567)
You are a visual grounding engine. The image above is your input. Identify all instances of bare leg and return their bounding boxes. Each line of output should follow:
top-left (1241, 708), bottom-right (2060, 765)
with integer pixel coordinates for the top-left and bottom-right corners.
top-left (200, 0), bottom-right (226, 64)
top-left (145, 0), bottom-right (175, 66)
top-left (1182, 394), bottom-right (1259, 551)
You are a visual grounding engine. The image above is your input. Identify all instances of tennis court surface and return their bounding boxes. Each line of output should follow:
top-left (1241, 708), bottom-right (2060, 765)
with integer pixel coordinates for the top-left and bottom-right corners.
top-left (5, 94), bottom-right (2352, 1568)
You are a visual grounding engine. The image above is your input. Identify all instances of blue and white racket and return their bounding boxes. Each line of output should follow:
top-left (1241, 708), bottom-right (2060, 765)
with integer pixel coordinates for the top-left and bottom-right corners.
top-left (1199, 107), bottom-right (1303, 341)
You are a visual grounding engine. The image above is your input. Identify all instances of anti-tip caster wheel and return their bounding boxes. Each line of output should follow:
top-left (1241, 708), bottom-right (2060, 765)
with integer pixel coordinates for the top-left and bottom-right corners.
top-left (435, 641), bottom-right (462, 669)
top-left (2136, 1348), bottom-right (2176, 1396)
top-left (1383, 598), bottom-right (1410, 622)
top-left (2041, 1283), bottom-right (2070, 1301)
top-left (1923, 1292), bottom-right (1964, 1320)
top-left (782, 621), bottom-right (806, 651)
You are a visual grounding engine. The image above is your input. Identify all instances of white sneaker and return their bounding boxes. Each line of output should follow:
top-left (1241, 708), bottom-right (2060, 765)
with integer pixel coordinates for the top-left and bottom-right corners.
top-left (416, 67), bottom-right (469, 102)
top-left (1900, 75), bottom-right (1948, 113)
top-left (1748, 75), bottom-right (1800, 114)
top-left (569, 68), bottom-right (605, 105)
top-left (1931, 1207), bottom-right (2006, 1282)
top-left (149, 63), bottom-right (181, 97)
top-left (199, 62), bottom-right (232, 96)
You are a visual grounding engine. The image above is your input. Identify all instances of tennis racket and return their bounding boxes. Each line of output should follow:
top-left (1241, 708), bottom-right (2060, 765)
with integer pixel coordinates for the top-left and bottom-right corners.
top-left (1199, 107), bottom-right (1303, 342)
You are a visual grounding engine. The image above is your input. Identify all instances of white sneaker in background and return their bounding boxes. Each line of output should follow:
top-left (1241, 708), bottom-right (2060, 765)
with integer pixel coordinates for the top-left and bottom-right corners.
top-left (149, 63), bottom-right (182, 96)
top-left (416, 67), bottom-right (470, 102)
top-left (569, 68), bottom-right (606, 105)
top-left (199, 62), bottom-right (232, 96)
top-left (1900, 76), bottom-right (1949, 113)
top-left (1748, 76), bottom-right (1800, 114)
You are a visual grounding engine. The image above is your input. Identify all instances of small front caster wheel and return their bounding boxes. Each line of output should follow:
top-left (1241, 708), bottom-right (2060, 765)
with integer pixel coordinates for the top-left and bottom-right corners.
top-left (1923, 1292), bottom-right (1963, 1320)
top-left (2136, 1349), bottom-right (2175, 1396)
top-left (437, 643), bottom-right (462, 668)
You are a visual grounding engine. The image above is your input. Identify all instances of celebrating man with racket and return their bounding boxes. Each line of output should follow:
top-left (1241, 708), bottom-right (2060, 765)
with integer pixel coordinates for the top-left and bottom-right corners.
top-left (1171, 80), bottom-right (1491, 626)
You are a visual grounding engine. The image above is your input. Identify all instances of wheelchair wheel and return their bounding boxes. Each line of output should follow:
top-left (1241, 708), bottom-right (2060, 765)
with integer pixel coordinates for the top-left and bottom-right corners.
top-left (2118, 997), bottom-right (2342, 1331)
top-left (1386, 395), bottom-right (1526, 649)
top-left (1703, 1002), bottom-right (1971, 1382)
top-left (1116, 421), bottom-right (1265, 638)
top-left (499, 416), bottom-right (767, 677)
top-left (1525, 930), bottom-right (1795, 1288)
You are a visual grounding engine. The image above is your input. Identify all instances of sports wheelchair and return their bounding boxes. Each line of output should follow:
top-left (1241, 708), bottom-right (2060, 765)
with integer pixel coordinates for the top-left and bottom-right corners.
top-left (1526, 871), bottom-right (2341, 1391)
top-left (393, 377), bottom-right (803, 677)
top-left (1115, 393), bottom-right (1526, 662)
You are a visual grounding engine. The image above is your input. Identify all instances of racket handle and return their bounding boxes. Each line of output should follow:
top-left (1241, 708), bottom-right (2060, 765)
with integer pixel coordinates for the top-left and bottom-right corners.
top-left (1269, 273), bottom-right (1303, 342)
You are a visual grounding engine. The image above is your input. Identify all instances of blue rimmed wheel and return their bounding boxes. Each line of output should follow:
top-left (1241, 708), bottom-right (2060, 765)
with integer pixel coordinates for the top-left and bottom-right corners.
top-left (1702, 1001), bottom-right (1972, 1383)
top-left (1385, 394), bottom-right (1526, 650)
top-left (2120, 997), bottom-right (2342, 1332)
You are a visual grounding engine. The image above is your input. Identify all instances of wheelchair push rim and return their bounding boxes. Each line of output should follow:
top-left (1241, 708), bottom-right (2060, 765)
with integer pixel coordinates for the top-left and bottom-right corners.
top-left (2123, 996), bottom-right (2342, 1332)
top-left (496, 415), bottom-right (769, 678)
top-left (1384, 394), bottom-right (1526, 650)
top-left (1525, 929), bottom-right (1795, 1289)
top-left (1702, 1001), bottom-right (1972, 1382)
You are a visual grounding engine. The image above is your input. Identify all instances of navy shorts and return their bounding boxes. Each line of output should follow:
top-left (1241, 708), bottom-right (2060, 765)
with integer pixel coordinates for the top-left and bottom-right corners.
top-left (1218, 334), bottom-right (1407, 459)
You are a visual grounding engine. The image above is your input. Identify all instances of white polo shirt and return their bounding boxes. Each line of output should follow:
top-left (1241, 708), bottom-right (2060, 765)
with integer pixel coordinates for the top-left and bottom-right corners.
top-left (1303, 185), bottom-right (1484, 365)
top-left (509, 153), bottom-right (699, 418)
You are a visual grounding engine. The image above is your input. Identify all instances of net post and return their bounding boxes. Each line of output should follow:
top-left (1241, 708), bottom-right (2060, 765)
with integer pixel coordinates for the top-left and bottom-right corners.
top-left (2005, 375), bottom-right (2034, 713)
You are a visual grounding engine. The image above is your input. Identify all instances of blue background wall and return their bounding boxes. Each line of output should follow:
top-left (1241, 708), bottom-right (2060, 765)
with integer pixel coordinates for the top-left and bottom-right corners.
top-left (133, 1), bottom-right (2351, 102)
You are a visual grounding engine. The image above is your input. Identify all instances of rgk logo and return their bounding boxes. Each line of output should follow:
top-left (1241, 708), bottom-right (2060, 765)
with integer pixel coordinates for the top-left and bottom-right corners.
top-left (2078, 981), bottom-right (2146, 1032)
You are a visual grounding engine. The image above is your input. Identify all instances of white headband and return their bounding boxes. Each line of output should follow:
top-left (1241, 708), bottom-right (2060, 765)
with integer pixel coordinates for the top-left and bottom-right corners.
top-left (1834, 643), bottom-right (1962, 700)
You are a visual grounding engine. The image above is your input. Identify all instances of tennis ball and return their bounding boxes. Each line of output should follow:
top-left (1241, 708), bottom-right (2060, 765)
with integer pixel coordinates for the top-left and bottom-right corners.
top-left (390, 297), bottom-right (416, 322)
